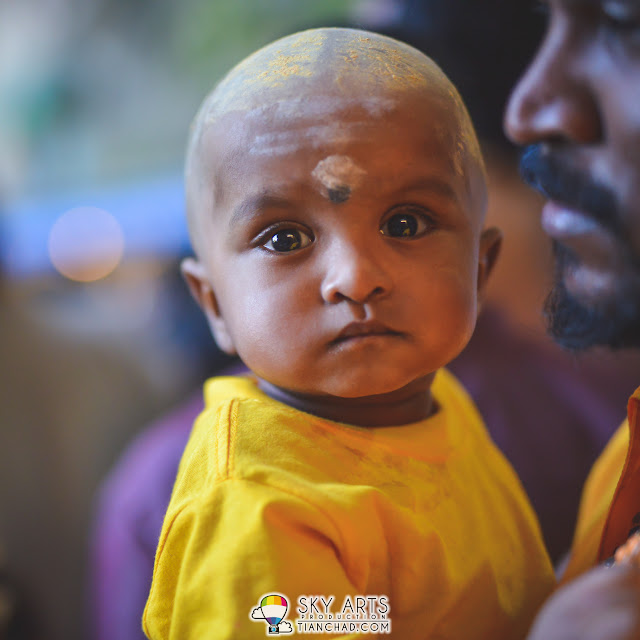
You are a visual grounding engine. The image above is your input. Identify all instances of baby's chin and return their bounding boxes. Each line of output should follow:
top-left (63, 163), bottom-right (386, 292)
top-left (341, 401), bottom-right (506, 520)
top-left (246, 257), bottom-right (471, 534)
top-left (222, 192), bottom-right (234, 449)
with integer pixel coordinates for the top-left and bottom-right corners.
top-left (286, 370), bottom-right (434, 401)
top-left (321, 379), bottom-right (419, 400)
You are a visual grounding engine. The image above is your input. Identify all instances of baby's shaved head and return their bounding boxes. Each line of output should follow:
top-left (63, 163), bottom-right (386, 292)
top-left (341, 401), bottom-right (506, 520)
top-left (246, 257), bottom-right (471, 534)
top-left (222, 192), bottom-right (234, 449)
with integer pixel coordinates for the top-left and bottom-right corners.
top-left (195, 28), bottom-right (454, 118)
top-left (185, 28), bottom-right (486, 256)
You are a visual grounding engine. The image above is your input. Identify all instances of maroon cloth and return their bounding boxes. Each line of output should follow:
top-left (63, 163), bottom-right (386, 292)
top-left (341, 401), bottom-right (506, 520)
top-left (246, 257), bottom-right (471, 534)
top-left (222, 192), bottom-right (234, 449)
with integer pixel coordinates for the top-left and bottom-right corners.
top-left (91, 308), bottom-right (639, 640)
top-left (449, 309), bottom-right (639, 561)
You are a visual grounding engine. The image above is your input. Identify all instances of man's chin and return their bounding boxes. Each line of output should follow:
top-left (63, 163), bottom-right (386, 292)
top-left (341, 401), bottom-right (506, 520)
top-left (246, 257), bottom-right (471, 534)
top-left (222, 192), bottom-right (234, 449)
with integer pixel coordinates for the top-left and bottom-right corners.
top-left (545, 277), bottom-right (640, 351)
top-left (544, 240), bottom-right (640, 350)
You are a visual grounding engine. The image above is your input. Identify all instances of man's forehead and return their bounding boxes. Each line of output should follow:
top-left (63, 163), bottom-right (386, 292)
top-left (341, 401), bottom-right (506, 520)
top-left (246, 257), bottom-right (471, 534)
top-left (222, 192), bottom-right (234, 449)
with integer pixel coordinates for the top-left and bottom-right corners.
top-left (560, 0), bottom-right (639, 6)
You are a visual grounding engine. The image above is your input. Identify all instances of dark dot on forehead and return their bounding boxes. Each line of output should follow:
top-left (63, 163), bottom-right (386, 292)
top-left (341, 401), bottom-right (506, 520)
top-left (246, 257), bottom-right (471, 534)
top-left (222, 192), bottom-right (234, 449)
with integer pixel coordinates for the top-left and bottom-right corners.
top-left (328, 185), bottom-right (351, 204)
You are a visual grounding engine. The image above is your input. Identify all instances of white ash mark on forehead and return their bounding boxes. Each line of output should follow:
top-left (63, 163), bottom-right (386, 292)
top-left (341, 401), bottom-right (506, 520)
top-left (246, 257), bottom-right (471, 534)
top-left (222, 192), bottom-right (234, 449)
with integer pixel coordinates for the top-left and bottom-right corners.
top-left (312, 155), bottom-right (367, 203)
top-left (259, 95), bottom-right (397, 120)
top-left (248, 123), bottom-right (368, 156)
top-left (203, 95), bottom-right (397, 129)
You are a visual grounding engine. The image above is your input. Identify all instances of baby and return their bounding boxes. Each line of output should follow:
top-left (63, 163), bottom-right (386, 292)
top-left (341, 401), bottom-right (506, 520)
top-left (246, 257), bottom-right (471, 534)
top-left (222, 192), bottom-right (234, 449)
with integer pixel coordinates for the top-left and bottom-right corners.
top-left (144, 28), bottom-right (554, 639)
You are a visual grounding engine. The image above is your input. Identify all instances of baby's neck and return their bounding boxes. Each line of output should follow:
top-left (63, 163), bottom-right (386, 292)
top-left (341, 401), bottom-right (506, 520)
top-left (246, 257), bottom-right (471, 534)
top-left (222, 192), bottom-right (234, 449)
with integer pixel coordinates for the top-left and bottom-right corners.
top-left (256, 375), bottom-right (437, 427)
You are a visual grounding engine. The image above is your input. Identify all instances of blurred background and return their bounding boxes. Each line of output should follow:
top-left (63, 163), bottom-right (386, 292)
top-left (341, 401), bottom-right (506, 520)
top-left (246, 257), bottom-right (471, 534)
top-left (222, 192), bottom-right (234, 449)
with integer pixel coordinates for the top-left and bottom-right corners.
top-left (5, 2), bottom-right (640, 640)
top-left (1, 0), bottom-right (361, 375)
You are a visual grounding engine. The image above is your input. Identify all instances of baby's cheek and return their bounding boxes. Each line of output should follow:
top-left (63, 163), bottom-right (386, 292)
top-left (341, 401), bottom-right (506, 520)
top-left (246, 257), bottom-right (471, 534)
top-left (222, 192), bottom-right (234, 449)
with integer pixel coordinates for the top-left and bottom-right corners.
top-left (231, 303), bottom-right (311, 376)
top-left (427, 276), bottom-right (478, 355)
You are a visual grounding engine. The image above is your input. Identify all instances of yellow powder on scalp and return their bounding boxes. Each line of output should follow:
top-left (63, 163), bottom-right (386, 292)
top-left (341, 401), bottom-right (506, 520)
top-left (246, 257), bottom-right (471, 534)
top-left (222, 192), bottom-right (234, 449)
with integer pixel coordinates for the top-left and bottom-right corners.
top-left (199, 28), bottom-right (455, 124)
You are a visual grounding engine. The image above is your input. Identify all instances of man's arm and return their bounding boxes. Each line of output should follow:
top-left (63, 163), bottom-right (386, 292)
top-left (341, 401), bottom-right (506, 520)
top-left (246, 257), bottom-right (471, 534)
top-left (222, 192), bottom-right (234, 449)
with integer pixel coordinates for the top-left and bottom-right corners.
top-left (527, 565), bottom-right (640, 640)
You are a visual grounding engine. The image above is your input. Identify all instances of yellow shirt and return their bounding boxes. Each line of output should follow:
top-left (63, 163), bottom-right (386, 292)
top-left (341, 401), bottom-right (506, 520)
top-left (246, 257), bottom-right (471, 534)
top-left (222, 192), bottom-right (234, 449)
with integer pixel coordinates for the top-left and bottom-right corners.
top-left (563, 386), bottom-right (640, 582)
top-left (144, 370), bottom-right (554, 639)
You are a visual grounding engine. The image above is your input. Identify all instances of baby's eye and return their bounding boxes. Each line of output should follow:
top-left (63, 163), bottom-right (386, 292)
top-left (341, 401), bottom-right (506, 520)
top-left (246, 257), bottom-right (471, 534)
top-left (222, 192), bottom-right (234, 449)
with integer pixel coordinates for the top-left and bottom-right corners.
top-left (380, 211), bottom-right (431, 238)
top-left (263, 228), bottom-right (313, 253)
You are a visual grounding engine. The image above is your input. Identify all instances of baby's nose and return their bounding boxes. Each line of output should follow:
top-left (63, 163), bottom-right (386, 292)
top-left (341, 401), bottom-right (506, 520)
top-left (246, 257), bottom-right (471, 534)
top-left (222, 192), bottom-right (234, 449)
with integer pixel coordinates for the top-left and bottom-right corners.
top-left (320, 241), bottom-right (392, 305)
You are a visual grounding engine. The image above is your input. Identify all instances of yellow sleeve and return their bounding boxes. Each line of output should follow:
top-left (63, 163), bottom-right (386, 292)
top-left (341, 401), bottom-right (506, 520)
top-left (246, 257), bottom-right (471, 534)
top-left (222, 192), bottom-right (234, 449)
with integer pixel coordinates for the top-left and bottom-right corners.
top-left (562, 422), bottom-right (629, 582)
top-left (143, 477), bottom-right (362, 639)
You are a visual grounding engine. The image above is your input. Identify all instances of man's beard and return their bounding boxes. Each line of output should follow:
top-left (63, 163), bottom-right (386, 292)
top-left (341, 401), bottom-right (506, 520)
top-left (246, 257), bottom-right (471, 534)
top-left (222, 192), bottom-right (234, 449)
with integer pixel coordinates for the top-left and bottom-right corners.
top-left (545, 241), bottom-right (640, 351)
top-left (519, 144), bottom-right (640, 351)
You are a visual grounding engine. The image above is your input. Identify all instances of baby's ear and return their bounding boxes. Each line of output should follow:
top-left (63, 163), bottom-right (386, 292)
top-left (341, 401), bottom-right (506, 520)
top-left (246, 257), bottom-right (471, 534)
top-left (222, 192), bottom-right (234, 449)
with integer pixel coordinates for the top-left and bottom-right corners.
top-left (477, 227), bottom-right (502, 299)
top-left (180, 257), bottom-right (237, 355)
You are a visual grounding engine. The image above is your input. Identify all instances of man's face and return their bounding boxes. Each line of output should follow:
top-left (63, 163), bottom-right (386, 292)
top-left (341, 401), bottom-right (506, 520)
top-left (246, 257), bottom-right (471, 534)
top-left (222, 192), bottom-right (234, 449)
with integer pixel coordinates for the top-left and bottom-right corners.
top-left (505, 0), bottom-right (640, 350)
top-left (190, 90), bottom-right (491, 401)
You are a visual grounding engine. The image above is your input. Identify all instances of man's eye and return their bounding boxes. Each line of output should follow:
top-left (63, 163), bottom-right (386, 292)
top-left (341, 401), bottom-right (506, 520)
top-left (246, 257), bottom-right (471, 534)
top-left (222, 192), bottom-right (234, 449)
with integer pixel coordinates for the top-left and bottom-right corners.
top-left (380, 212), bottom-right (431, 238)
top-left (263, 228), bottom-right (313, 252)
top-left (601, 1), bottom-right (640, 39)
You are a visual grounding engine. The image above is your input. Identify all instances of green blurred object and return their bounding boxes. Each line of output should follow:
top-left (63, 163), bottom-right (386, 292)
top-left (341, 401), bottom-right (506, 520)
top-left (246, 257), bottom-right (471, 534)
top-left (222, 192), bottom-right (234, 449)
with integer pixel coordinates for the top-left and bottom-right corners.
top-left (171, 0), bottom-right (356, 84)
top-left (1, 0), bottom-right (356, 198)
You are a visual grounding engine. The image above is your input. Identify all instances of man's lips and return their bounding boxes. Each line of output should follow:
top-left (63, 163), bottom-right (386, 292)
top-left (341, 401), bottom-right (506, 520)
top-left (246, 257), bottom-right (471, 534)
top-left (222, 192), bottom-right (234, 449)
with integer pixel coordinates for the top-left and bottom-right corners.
top-left (541, 200), bottom-right (619, 265)
top-left (519, 145), bottom-right (623, 238)
top-left (330, 321), bottom-right (403, 345)
top-left (541, 202), bottom-right (600, 237)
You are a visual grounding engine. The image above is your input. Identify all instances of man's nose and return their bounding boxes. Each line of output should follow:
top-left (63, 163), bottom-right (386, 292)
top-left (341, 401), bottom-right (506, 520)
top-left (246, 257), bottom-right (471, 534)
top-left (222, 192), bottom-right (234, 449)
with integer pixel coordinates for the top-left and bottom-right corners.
top-left (320, 239), bottom-right (393, 305)
top-left (504, 20), bottom-right (602, 146)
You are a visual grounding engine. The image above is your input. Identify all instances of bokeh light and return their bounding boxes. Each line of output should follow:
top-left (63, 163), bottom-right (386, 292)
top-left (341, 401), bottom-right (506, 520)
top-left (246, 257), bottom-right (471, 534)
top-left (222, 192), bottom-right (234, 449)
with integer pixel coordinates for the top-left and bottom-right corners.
top-left (48, 206), bottom-right (125, 282)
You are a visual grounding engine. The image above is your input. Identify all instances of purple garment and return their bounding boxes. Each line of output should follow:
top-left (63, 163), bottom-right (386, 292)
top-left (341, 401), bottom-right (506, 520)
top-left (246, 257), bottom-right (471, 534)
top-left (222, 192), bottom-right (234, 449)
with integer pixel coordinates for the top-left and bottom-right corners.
top-left (91, 396), bottom-right (200, 640)
top-left (91, 308), bottom-right (640, 640)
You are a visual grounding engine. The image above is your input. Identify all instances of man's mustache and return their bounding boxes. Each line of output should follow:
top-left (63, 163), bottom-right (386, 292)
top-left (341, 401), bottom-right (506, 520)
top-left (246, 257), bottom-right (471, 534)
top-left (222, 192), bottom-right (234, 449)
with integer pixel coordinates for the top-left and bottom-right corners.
top-left (519, 145), bottom-right (622, 237)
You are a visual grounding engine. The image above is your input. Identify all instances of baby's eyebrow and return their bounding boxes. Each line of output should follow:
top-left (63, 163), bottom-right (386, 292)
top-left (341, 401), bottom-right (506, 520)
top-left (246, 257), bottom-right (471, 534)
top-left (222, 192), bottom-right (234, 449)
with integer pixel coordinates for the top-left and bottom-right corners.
top-left (398, 177), bottom-right (461, 205)
top-left (228, 193), bottom-right (293, 228)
